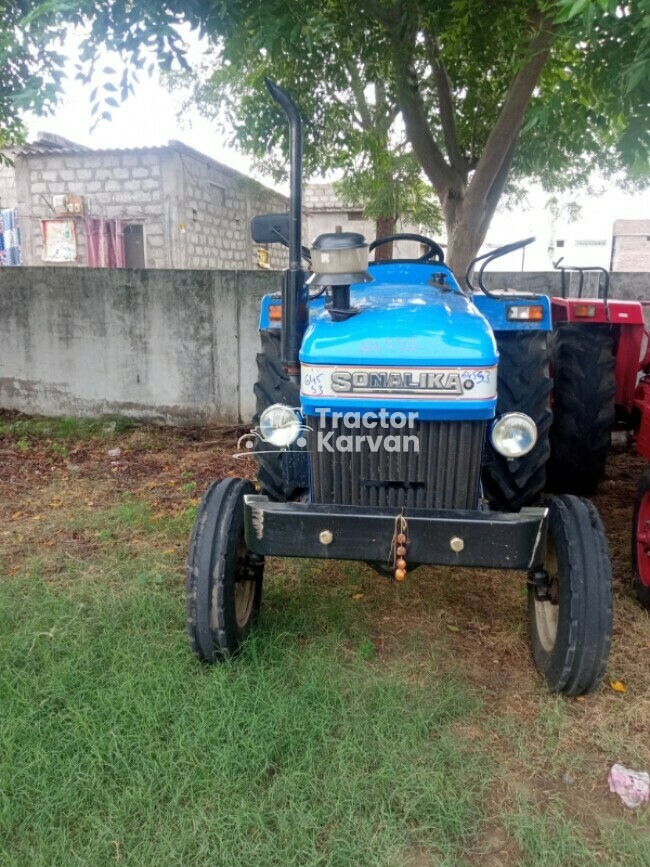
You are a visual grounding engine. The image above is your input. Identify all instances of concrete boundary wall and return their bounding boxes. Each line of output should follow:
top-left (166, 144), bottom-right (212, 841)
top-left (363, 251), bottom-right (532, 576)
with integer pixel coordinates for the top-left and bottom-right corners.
top-left (1, 268), bottom-right (649, 425)
top-left (0, 267), bottom-right (280, 424)
top-left (480, 270), bottom-right (650, 300)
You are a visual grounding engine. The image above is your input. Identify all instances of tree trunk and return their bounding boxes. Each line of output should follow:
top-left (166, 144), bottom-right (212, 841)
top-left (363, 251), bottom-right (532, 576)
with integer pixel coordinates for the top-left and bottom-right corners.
top-left (388, 10), bottom-right (553, 283)
top-left (373, 215), bottom-right (397, 260)
top-left (443, 199), bottom-right (492, 286)
top-left (445, 211), bottom-right (489, 282)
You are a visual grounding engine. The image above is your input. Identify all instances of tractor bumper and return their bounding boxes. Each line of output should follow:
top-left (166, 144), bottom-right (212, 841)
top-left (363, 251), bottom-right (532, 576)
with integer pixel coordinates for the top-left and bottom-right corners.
top-left (243, 495), bottom-right (548, 570)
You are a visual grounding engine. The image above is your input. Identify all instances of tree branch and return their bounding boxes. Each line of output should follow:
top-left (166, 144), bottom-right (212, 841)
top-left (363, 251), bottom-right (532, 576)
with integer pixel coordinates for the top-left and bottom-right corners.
top-left (332, 92), bottom-right (364, 129)
top-left (479, 134), bottom-right (519, 239)
top-left (388, 9), bottom-right (462, 199)
top-left (465, 12), bottom-right (554, 212)
top-left (346, 61), bottom-right (373, 132)
top-left (423, 29), bottom-right (466, 174)
top-left (374, 78), bottom-right (398, 137)
top-left (375, 77), bottom-right (387, 121)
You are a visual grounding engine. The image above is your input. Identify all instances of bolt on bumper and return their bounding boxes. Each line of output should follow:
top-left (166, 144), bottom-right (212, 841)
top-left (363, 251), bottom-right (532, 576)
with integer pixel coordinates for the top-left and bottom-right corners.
top-left (244, 495), bottom-right (548, 570)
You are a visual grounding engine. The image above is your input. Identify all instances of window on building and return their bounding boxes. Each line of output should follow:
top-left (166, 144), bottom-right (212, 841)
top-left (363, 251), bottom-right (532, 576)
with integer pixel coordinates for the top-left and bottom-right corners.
top-left (208, 182), bottom-right (226, 206)
top-left (347, 211), bottom-right (364, 221)
top-left (335, 225), bottom-right (343, 233)
top-left (556, 240), bottom-right (565, 248)
top-left (124, 224), bottom-right (145, 268)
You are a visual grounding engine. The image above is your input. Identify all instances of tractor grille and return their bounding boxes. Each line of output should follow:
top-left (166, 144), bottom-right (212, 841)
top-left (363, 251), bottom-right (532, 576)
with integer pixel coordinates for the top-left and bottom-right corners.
top-left (309, 417), bottom-right (485, 509)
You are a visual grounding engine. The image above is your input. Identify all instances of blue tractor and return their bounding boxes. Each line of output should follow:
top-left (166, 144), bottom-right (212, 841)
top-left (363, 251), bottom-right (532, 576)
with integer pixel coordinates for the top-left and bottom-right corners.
top-left (186, 82), bottom-right (613, 695)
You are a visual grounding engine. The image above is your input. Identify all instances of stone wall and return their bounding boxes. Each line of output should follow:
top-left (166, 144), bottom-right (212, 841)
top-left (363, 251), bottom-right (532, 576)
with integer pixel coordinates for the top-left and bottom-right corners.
top-left (170, 142), bottom-right (289, 271)
top-left (0, 160), bottom-right (17, 210)
top-left (16, 149), bottom-right (168, 267)
top-left (304, 183), bottom-right (345, 212)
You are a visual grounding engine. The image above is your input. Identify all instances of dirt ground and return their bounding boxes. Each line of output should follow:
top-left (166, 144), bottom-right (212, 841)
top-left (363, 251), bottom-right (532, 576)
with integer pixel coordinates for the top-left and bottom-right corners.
top-left (1, 411), bottom-right (649, 863)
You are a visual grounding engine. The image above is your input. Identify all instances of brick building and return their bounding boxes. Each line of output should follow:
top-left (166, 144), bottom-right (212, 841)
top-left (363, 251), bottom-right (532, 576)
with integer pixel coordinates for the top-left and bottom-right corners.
top-left (611, 220), bottom-right (650, 271)
top-left (304, 182), bottom-right (426, 257)
top-left (0, 142), bottom-right (443, 270)
top-left (0, 133), bottom-right (289, 269)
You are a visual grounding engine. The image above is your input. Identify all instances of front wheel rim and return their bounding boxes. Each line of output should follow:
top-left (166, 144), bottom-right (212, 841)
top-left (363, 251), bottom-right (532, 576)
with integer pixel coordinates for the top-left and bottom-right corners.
top-left (534, 540), bottom-right (559, 652)
top-left (234, 538), bottom-right (257, 628)
top-left (234, 579), bottom-right (256, 627)
top-left (636, 491), bottom-right (650, 588)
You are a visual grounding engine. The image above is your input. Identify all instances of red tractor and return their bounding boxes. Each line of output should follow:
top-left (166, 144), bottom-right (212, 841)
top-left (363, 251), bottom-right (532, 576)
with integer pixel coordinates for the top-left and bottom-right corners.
top-left (545, 260), bottom-right (650, 610)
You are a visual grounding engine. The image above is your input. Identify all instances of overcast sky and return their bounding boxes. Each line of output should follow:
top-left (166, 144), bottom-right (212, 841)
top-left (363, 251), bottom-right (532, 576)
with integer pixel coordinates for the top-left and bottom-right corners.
top-left (24, 37), bottom-right (256, 179)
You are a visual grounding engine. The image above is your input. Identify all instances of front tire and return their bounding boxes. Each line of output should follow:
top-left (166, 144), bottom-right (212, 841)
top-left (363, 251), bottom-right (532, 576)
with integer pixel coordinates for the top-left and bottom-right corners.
top-left (547, 323), bottom-right (616, 495)
top-left (186, 478), bottom-right (264, 663)
top-left (529, 495), bottom-right (612, 696)
top-left (482, 331), bottom-right (552, 511)
top-left (631, 468), bottom-right (650, 611)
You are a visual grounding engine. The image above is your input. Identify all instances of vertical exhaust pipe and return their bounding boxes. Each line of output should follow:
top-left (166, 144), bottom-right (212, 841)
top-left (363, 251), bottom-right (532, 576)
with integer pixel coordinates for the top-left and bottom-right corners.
top-left (265, 79), bottom-right (308, 383)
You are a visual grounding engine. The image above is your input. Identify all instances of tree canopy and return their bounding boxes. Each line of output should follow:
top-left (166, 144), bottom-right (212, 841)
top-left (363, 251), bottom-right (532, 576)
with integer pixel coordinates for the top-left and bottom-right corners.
top-left (175, 12), bottom-right (443, 257)
top-left (3, 1), bottom-right (650, 273)
top-left (177, 0), bottom-right (649, 273)
top-left (1, 1), bottom-right (200, 149)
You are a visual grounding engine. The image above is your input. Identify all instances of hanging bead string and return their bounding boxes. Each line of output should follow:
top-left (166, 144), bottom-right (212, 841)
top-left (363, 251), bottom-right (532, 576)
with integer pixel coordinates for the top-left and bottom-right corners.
top-left (391, 514), bottom-right (408, 582)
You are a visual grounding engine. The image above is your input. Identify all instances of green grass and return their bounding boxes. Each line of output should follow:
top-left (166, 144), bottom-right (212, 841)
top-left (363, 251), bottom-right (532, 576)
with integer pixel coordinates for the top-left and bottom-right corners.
top-left (505, 800), bottom-right (601, 867)
top-left (68, 493), bottom-right (195, 537)
top-left (0, 566), bottom-right (489, 867)
top-left (3, 560), bottom-right (647, 867)
top-left (503, 799), bottom-right (650, 867)
top-left (0, 415), bottom-right (135, 441)
top-left (3, 418), bottom-right (650, 866)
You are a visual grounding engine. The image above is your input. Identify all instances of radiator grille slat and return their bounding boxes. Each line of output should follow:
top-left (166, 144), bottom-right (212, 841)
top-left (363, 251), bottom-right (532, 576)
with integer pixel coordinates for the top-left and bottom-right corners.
top-left (309, 418), bottom-right (485, 509)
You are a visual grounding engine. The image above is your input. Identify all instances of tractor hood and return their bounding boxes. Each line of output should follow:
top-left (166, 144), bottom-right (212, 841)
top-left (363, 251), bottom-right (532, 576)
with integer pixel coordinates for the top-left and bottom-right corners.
top-left (301, 284), bottom-right (496, 366)
top-left (299, 266), bottom-right (498, 420)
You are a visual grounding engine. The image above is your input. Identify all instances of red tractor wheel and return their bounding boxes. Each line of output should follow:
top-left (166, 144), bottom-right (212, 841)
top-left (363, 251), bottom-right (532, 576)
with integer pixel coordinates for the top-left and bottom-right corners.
top-left (632, 468), bottom-right (650, 611)
top-left (547, 323), bottom-right (616, 496)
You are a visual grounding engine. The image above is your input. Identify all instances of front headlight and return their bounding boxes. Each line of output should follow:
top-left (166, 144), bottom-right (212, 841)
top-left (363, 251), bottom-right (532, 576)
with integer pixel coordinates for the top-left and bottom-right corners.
top-left (259, 404), bottom-right (302, 447)
top-left (491, 412), bottom-right (537, 458)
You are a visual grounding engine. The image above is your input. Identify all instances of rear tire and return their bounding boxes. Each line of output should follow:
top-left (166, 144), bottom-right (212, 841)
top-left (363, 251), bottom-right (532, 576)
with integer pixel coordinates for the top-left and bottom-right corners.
top-left (186, 478), bottom-right (264, 663)
top-left (529, 495), bottom-right (612, 696)
top-left (631, 467), bottom-right (650, 611)
top-left (547, 323), bottom-right (616, 495)
top-left (482, 331), bottom-right (552, 511)
top-left (253, 329), bottom-right (303, 501)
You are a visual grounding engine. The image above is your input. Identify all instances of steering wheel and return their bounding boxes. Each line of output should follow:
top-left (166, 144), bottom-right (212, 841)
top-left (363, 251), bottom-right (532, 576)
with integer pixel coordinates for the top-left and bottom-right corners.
top-left (369, 233), bottom-right (445, 262)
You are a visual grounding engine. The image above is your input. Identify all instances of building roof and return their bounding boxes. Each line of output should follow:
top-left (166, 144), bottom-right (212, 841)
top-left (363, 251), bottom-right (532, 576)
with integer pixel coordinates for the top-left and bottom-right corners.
top-left (16, 132), bottom-right (93, 155)
top-left (12, 134), bottom-right (287, 202)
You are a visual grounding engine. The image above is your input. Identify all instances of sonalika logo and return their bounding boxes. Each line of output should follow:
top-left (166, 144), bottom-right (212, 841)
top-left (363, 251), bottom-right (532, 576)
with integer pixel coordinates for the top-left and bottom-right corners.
top-left (331, 370), bottom-right (467, 396)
